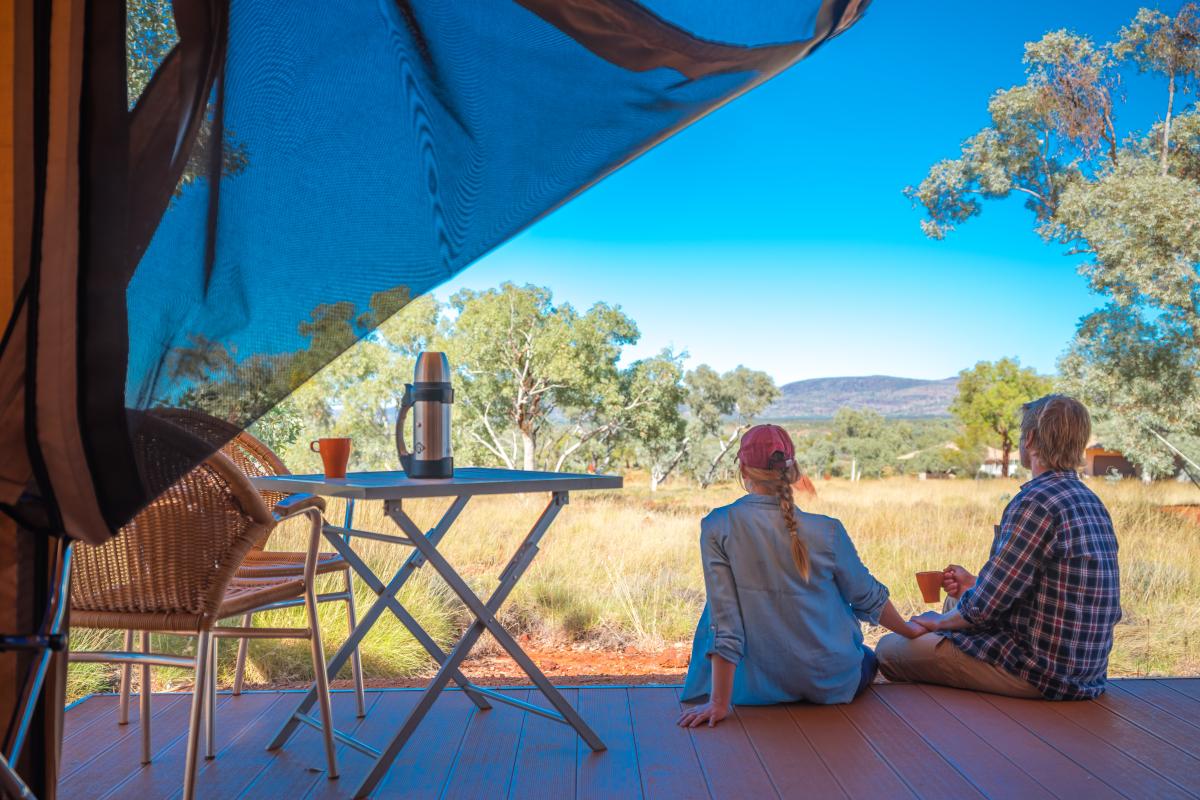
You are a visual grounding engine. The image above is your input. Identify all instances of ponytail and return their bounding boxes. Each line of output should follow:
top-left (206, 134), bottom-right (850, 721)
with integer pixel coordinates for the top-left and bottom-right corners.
top-left (741, 457), bottom-right (811, 581)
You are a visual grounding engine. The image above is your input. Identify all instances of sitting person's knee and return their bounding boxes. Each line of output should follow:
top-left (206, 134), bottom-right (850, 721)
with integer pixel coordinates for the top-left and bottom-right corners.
top-left (875, 632), bottom-right (910, 672)
top-left (875, 631), bottom-right (939, 681)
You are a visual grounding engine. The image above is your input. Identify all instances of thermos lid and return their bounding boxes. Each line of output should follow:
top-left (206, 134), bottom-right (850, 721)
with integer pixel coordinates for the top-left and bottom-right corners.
top-left (414, 351), bottom-right (450, 383)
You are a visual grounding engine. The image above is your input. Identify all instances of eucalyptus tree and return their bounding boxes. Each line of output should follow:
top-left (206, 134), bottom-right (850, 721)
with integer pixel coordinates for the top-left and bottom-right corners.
top-left (439, 283), bottom-right (641, 472)
top-left (950, 359), bottom-right (1053, 477)
top-left (908, 5), bottom-right (1200, 475)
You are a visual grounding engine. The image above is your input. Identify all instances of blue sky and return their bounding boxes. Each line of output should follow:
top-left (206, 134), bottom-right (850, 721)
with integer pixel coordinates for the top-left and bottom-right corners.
top-left (438, 0), bottom-right (1176, 386)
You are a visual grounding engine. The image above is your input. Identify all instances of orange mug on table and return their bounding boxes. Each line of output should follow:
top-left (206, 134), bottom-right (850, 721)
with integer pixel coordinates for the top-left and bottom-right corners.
top-left (311, 437), bottom-right (351, 479)
top-left (915, 571), bottom-right (942, 604)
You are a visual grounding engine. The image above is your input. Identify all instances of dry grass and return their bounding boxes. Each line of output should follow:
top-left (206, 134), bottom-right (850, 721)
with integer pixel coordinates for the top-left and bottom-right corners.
top-left (67, 476), bottom-right (1200, 701)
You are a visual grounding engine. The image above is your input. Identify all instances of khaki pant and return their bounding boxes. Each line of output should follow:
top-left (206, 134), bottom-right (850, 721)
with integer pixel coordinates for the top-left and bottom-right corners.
top-left (875, 597), bottom-right (1041, 698)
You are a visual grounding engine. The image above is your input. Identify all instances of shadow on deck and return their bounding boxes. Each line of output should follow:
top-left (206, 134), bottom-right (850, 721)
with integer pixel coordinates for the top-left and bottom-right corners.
top-left (61, 679), bottom-right (1200, 799)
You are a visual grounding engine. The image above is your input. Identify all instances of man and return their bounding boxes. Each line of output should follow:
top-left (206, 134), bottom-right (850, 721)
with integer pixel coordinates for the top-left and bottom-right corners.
top-left (876, 394), bottom-right (1121, 699)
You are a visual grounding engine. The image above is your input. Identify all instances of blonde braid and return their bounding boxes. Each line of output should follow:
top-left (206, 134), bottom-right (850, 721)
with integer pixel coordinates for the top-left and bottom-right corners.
top-left (742, 460), bottom-right (810, 581)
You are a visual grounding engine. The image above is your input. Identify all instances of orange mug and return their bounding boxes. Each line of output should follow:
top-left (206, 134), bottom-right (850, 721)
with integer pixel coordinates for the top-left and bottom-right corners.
top-left (916, 571), bottom-right (942, 604)
top-left (311, 437), bottom-right (351, 479)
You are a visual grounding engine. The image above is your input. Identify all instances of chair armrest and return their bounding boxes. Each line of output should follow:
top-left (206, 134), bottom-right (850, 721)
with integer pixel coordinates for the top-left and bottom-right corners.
top-left (272, 493), bottom-right (326, 522)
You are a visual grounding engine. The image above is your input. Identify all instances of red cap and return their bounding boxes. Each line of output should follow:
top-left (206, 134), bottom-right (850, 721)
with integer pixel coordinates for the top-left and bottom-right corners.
top-left (737, 424), bottom-right (795, 470)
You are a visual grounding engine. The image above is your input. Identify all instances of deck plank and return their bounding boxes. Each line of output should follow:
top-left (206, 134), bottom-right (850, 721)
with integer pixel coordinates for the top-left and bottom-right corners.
top-left (59, 693), bottom-right (198, 798)
top-left (626, 687), bottom-right (709, 800)
top-left (875, 684), bottom-right (1052, 800)
top-left (842, 688), bottom-right (985, 800)
top-left (1159, 678), bottom-right (1200, 703)
top-left (102, 692), bottom-right (271, 800)
top-left (179, 692), bottom-right (296, 800)
top-left (786, 701), bottom-right (916, 799)
top-left (373, 691), bottom-right (478, 799)
top-left (238, 692), bottom-right (373, 799)
top-left (508, 689), bottom-right (579, 800)
top-left (919, 685), bottom-right (1122, 800)
top-left (679, 689), bottom-right (778, 800)
top-left (63, 695), bottom-right (126, 744)
top-left (577, 688), bottom-right (643, 800)
top-left (305, 691), bottom-right (418, 800)
top-left (441, 689), bottom-right (530, 800)
top-left (736, 702), bottom-right (847, 799)
top-left (986, 694), bottom-right (1194, 800)
top-left (61, 683), bottom-right (1200, 800)
top-left (1118, 679), bottom-right (1200, 726)
top-left (59, 693), bottom-right (186, 779)
top-left (1100, 685), bottom-right (1200, 759)
top-left (1046, 693), bottom-right (1200, 796)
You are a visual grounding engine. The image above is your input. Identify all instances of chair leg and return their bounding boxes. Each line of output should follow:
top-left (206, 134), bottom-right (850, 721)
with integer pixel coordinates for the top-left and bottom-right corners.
top-left (140, 631), bottom-right (152, 765)
top-left (306, 584), bottom-right (339, 778)
top-left (344, 569), bottom-right (366, 718)
top-left (182, 631), bottom-right (211, 800)
top-left (118, 629), bottom-right (133, 725)
top-left (205, 638), bottom-right (217, 759)
top-left (232, 612), bottom-right (252, 695)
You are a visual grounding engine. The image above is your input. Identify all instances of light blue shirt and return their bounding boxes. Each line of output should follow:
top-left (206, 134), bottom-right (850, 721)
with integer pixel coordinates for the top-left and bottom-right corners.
top-left (682, 494), bottom-right (890, 706)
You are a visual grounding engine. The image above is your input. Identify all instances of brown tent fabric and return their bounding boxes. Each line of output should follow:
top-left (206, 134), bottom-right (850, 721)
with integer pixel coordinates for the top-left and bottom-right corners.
top-left (0, 1), bottom-right (871, 793)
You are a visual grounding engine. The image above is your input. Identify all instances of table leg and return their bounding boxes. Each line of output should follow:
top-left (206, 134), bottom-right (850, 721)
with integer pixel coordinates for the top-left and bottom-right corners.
top-left (268, 495), bottom-right (475, 751)
top-left (352, 492), bottom-right (604, 798)
top-left (325, 534), bottom-right (491, 710)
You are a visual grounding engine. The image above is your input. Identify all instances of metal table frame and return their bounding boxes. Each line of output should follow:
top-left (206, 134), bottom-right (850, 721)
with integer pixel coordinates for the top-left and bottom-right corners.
top-left (252, 469), bottom-right (621, 799)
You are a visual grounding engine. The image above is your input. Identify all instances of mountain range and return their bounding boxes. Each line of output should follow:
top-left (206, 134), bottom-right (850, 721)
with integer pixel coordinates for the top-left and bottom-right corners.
top-left (764, 375), bottom-right (959, 419)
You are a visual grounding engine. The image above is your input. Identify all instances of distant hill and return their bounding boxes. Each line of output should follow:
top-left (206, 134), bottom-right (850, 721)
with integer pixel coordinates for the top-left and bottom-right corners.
top-left (765, 375), bottom-right (958, 419)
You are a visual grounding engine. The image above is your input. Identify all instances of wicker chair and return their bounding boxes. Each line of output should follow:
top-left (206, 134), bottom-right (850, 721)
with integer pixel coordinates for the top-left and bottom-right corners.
top-left (68, 419), bottom-right (339, 800)
top-left (144, 407), bottom-right (365, 716)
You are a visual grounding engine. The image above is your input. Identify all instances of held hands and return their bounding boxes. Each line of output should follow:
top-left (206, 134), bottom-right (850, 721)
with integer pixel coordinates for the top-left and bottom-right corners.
top-left (942, 564), bottom-right (976, 599)
top-left (677, 701), bottom-right (731, 728)
top-left (909, 611), bottom-right (944, 632)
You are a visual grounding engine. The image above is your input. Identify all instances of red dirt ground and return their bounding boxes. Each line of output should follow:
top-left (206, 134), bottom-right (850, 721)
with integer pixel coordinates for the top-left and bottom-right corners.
top-left (268, 643), bottom-right (691, 691)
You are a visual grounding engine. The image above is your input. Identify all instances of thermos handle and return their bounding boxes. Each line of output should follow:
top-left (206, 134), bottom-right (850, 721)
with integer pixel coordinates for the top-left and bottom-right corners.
top-left (396, 384), bottom-right (414, 470)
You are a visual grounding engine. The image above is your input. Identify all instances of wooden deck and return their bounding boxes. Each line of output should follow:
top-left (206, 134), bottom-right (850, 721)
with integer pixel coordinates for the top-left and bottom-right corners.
top-left (62, 679), bottom-right (1200, 799)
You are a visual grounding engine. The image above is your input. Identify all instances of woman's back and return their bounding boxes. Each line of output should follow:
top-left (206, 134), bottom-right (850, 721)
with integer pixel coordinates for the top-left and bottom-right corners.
top-left (681, 493), bottom-right (889, 706)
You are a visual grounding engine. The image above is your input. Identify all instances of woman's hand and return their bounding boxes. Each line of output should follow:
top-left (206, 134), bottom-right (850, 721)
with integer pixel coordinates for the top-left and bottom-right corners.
top-left (943, 564), bottom-right (976, 598)
top-left (677, 701), bottom-right (731, 728)
top-left (910, 611), bottom-right (944, 632)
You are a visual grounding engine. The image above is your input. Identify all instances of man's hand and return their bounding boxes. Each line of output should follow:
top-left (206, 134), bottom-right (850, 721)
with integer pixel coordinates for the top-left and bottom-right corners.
top-left (677, 701), bottom-right (731, 728)
top-left (910, 611), bottom-right (944, 632)
top-left (943, 564), bottom-right (976, 599)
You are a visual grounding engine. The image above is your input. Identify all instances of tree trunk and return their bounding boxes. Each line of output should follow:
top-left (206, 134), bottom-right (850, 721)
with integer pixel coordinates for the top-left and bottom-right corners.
top-left (651, 441), bottom-right (689, 492)
top-left (522, 430), bottom-right (536, 471)
top-left (1001, 438), bottom-right (1011, 478)
top-left (1162, 72), bottom-right (1175, 176)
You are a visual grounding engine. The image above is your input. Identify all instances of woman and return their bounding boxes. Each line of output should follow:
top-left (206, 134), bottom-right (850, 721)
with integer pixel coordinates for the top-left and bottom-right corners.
top-left (678, 424), bottom-right (924, 728)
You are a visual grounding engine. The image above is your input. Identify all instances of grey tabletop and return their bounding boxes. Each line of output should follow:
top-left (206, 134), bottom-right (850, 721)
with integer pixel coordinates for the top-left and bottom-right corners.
top-left (249, 466), bottom-right (623, 500)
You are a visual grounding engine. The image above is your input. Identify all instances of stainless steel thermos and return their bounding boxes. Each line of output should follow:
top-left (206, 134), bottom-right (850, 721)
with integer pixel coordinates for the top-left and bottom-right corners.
top-left (396, 351), bottom-right (454, 478)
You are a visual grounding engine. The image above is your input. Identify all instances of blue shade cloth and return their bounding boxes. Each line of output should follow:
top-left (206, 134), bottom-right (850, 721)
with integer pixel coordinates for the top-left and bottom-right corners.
top-left (109, 0), bottom-right (870, 518)
top-left (682, 494), bottom-right (889, 706)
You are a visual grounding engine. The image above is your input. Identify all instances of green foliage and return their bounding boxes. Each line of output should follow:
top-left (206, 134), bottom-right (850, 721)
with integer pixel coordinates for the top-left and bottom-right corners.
top-left (438, 283), bottom-right (641, 471)
top-left (910, 4), bottom-right (1200, 477)
top-left (682, 365), bottom-right (780, 488)
top-left (950, 359), bottom-right (1053, 477)
top-left (126, 0), bottom-right (250, 195)
top-left (791, 416), bottom-right (973, 479)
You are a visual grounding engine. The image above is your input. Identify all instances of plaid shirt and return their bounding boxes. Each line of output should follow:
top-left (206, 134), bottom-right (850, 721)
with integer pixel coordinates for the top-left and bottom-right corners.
top-left (948, 470), bottom-right (1121, 700)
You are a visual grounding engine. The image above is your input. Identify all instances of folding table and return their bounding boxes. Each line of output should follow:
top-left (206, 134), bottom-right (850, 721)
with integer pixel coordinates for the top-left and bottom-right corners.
top-left (249, 467), bottom-right (623, 798)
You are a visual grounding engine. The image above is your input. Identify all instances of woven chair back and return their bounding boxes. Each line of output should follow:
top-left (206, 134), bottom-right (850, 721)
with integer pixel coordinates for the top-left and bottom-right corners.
top-left (71, 416), bottom-right (274, 625)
